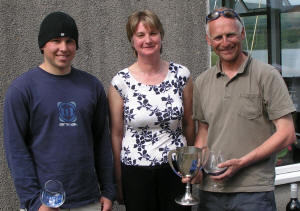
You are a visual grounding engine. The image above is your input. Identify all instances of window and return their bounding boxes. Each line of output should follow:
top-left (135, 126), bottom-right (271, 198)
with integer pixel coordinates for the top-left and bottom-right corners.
top-left (281, 12), bottom-right (300, 78)
top-left (243, 15), bottom-right (268, 63)
top-left (281, 11), bottom-right (300, 169)
top-left (242, 0), bottom-right (267, 9)
top-left (283, 0), bottom-right (300, 6)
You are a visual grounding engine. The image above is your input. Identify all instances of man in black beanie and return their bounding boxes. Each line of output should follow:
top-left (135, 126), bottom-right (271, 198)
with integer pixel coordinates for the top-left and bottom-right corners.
top-left (4, 11), bottom-right (115, 211)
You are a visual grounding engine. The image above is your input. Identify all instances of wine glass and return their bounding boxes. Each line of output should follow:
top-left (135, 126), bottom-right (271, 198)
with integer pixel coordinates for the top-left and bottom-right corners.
top-left (40, 180), bottom-right (65, 208)
top-left (203, 151), bottom-right (228, 191)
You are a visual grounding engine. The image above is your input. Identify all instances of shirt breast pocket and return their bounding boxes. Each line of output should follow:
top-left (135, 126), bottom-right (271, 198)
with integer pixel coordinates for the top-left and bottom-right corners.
top-left (238, 93), bottom-right (262, 119)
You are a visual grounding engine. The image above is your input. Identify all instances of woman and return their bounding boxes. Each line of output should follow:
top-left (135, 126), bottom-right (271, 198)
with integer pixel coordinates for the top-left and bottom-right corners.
top-left (108, 10), bottom-right (194, 211)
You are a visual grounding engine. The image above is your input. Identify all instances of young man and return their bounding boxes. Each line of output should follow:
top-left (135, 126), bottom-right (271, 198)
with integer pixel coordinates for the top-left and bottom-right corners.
top-left (4, 12), bottom-right (115, 211)
top-left (192, 7), bottom-right (296, 210)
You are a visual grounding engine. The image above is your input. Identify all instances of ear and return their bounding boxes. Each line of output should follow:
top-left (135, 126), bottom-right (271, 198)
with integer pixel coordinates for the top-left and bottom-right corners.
top-left (206, 35), bottom-right (212, 46)
top-left (241, 27), bottom-right (246, 40)
top-left (40, 46), bottom-right (45, 54)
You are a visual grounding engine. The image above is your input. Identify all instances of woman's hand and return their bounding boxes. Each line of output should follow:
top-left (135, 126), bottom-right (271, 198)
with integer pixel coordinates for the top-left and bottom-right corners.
top-left (100, 196), bottom-right (113, 211)
top-left (38, 204), bottom-right (59, 211)
top-left (181, 170), bottom-right (203, 184)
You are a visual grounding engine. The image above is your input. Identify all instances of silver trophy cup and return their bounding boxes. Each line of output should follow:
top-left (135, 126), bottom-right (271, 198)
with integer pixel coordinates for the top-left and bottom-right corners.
top-left (168, 146), bottom-right (207, 206)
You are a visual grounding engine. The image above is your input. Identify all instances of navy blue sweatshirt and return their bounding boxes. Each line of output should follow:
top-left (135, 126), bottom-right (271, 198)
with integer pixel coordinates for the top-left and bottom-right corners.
top-left (4, 67), bottom-right (115, 211)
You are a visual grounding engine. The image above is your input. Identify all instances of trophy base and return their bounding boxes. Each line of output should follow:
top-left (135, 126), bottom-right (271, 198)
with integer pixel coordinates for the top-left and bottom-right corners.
top-left (175, 194), bottom-right (199, 206)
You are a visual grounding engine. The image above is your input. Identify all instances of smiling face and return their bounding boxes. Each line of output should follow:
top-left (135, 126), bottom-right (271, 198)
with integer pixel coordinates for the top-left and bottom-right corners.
top-left (131, 22), bottom-right (162, 58)
top-left (40, 36), bottom-right (76, 75)
top-left (206, 16), bottom-right (245, 64)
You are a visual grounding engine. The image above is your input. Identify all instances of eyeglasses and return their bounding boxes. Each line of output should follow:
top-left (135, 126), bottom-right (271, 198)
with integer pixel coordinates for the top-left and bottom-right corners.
top-left (206, 9), bottom-right (242, 24)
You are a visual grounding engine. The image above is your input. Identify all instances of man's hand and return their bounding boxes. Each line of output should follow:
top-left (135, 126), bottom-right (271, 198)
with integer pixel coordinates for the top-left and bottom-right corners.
top-left (38, 204), bottom-right (59, 211)
top-left (210, 158), bottom-right (243, 182)
top-left (100, 196), bottom-right (113, 211)
top-left (181, 170), bottom-right (203, 184)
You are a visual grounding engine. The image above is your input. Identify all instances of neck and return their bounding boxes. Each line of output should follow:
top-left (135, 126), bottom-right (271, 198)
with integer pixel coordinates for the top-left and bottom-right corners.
top-left (221, 52), bottom-right (247, 78)
top-left (136, 54), bottom-right (162, 74)
top-left (39, 62), bottom-right (71, 76)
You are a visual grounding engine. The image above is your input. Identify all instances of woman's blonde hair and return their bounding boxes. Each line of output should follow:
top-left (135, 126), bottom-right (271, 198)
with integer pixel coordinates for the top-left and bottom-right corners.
top-left (126, 10), bottom-right (164, 57)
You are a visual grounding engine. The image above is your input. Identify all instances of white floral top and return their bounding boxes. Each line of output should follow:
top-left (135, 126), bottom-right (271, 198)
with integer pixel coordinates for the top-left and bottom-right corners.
top-left (111, 62), bottom-right (190, 166)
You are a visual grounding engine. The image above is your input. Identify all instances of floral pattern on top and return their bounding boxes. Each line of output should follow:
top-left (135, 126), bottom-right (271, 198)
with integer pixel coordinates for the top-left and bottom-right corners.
top-left (111, 62), bottom-right (190, 166)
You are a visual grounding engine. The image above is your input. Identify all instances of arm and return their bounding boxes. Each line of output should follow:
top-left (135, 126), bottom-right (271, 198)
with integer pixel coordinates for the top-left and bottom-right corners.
top-left (100, 196), bottom-right (113, 211)
top-left (194, 121), bottom-right (208, 149)
top-left (93, 86), bottom-right (115, 204)
top-left (183, 79), bottom-right (208, 184)
top-left (108, 84), bottom-right (124, 204)
top-left (182, 78), bottom-right (195, 146)
top-left (183, 121), bottom-right (208, 184)
top-left (4, 86), bottom-right (43, 211)
top-left (215, 114), bottom-right (296, 181)
top-left (190, 121), bottom-right (208, 184)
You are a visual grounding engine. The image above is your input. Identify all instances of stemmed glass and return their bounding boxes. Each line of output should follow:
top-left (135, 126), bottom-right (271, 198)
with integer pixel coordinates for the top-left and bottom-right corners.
top-left (40, 180), bottom-right (66, 208)
top-left (203, 150), bottom-right (228, 191)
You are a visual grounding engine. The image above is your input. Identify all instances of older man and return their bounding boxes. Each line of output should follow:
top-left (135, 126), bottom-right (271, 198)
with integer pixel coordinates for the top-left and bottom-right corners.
top-left (192, 7), bottom-right (296, 211)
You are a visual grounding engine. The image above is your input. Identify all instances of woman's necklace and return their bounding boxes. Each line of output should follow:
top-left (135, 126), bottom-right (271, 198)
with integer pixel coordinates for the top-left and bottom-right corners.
top-left (134, 61), bottom-right (168, 85)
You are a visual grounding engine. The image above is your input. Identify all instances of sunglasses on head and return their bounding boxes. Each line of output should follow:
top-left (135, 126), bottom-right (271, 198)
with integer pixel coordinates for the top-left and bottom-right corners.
top-left (206, 9), bottom-right (242, 24)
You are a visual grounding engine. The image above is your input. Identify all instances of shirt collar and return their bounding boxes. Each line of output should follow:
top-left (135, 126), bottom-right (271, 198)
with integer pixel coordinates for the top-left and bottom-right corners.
top-left (215, 51), bottom-right (252, 78)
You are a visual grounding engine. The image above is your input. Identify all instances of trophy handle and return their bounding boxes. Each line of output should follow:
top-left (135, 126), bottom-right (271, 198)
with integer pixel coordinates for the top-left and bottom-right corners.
top-left (168, 149), bottom-right (182, 177)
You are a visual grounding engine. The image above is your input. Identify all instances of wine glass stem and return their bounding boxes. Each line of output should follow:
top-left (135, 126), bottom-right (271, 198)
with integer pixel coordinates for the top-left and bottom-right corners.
top-left (186, 181), bottom-right (191, 194)
top-left (213, 181), bottom-right (223, 191)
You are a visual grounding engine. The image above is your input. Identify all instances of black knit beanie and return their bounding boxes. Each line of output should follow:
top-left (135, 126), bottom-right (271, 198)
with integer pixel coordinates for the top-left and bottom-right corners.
top-left (38, 11), bottom-right (79, 51)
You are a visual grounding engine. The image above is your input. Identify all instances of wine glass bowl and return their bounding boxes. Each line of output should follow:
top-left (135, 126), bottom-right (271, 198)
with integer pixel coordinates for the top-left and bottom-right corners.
top-left (203, 151), bottom-right (228, 190)
top-left (40, 180), bottom-right (65, 208)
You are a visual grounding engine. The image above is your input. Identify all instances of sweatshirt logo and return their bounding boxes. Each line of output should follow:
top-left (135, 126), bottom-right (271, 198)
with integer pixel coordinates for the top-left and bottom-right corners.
top-left (57, 102), bottom-right (78, 127)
